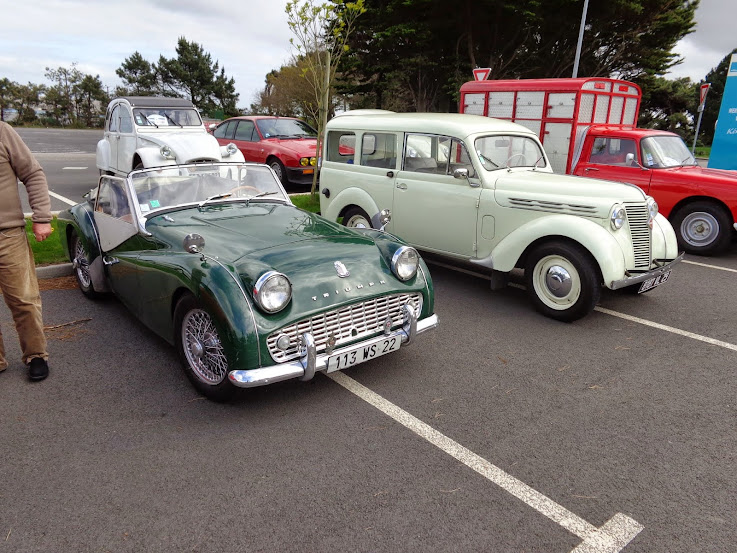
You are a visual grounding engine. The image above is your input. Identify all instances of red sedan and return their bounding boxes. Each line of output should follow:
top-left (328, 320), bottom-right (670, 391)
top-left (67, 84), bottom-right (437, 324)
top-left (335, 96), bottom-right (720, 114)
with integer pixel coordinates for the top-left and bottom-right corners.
top-left (211, 116), bottom-right (318, 186)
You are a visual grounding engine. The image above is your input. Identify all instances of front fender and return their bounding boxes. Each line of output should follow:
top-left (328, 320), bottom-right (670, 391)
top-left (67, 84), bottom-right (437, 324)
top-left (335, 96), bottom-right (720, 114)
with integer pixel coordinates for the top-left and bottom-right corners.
top-left (136, 147), bottom-right (176, 169)
top-left (473, 215), bottom-right (626, 285)
top-left (322, 187), bottom-right (381, 225)
top-left (220, 145), bottom-right (245, 163)
top-left (652, 212), bottom-right (679, 258)
top-left (96, 139), bottom-right (110, 171)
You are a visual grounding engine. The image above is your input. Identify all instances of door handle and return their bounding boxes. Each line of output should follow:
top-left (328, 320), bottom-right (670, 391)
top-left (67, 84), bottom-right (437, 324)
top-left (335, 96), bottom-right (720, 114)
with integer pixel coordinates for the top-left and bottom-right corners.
top-left (584, 167), bottom-right (599, 172)
top-left (396, 183), bottom-right (407, 190)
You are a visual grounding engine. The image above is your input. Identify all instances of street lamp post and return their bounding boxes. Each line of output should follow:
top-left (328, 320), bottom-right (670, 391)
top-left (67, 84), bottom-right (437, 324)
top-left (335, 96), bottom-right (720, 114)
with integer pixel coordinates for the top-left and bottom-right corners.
top-left (572, 0), bottom-right (590, 78)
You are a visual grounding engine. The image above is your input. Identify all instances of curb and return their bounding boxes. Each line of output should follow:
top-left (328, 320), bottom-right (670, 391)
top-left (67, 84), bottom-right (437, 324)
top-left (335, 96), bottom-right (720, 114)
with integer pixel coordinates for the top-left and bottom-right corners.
top-left (36, 263), bottom-right (73, 279)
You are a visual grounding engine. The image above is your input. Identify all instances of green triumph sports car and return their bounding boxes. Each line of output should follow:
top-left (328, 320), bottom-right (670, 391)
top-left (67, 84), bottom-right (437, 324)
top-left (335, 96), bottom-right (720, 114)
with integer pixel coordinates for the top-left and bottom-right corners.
top-left (58, 162), bottom-right (438, 401)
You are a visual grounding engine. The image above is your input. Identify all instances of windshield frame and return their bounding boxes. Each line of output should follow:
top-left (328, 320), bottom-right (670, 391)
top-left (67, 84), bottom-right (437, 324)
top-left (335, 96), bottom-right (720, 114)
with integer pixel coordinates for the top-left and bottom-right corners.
top-left (121, 162), bottom-right (291, 229)
top-left (473, 134), bottom-right (547, 171)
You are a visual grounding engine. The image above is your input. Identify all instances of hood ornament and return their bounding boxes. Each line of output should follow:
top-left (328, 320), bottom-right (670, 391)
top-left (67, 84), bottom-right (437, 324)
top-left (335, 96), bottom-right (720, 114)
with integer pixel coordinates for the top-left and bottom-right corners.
top-left (334, 261), bottom-right (350, 278)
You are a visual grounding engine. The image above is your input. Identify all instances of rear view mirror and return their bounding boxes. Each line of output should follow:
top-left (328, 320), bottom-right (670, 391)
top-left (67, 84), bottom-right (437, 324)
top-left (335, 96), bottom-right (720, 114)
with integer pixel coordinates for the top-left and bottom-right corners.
top-left (495, 139), bottom-right (510, 147)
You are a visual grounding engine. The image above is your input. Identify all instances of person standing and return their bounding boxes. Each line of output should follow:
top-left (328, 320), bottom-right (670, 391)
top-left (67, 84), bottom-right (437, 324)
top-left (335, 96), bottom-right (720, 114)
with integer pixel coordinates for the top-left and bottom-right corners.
top-left (0, 121), bottom-right (52, 381)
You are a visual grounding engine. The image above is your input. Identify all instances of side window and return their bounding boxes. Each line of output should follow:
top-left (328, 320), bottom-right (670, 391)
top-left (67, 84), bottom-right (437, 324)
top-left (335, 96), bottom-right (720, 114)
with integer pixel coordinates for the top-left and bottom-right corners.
top-left (326, 131), bottom-right (355, 164)
top-left (447, 139), bottom-right (476, 178)
top-left (119, 106), bottom-right (133, 133)
top-left (213, 120), bottom-right (234, 139)
top-left (109, 105), bottom-right (120, 132)
top-left (360, 133), bottom-right (397, 169)
top-left (234, 120), bottom-right (256, 141)
top-left (589, 137), bottom-right (637, 166)
top-left (403, 134), bottom-right (453, 175)
top-left (95, 177), bottom-right (132, 222)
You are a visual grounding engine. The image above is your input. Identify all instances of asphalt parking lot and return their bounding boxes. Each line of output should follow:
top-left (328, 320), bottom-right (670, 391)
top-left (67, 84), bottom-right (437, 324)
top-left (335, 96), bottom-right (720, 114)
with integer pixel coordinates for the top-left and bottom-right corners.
top-left (2, 129), bottom-right (735, 552)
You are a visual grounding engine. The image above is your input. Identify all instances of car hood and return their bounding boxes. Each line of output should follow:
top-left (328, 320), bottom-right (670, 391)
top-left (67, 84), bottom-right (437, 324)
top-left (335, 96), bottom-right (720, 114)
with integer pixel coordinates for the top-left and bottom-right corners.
top-left (147, 203), bottom-right (411, 312)
top-left (138, 131), bottom-right (223, 161)
top-left (492, 169), bottom-right (646, 217)
top-left (263, 137), bottom-right (318, 157)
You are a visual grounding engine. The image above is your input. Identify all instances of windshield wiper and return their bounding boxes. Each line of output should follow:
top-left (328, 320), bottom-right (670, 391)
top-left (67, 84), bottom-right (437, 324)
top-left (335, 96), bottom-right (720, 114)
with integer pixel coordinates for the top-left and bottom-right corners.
top-left (198, 193), bottom-right (232, 209)
top-left (165, 113), bottom-right (183, 128)
top-left (142, 115), bottom-right (158, 128)
top-left (246, 191), bottom-right (279, 205)
top-left (477, 151), bottom-right (499, 169)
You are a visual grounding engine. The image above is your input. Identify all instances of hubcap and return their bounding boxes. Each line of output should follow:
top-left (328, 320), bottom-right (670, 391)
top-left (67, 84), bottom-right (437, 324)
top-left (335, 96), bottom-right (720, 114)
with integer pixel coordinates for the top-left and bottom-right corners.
top-left (346, 215), bottom-right (369, 228)
top-left (532, 255), bottom-right (582, 311)
top-left (681, 211), bottom-right (718, 247)
top-left (181, 309), bottom-right (228, 385)
top-left (74, 239), bottom-right (91, 288)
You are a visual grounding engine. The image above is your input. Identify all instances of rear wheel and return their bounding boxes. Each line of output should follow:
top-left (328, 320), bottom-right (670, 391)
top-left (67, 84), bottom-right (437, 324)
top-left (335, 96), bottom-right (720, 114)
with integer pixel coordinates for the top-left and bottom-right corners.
top-left (342, 207), bottom-right (372, 229)
top-left (174, 294), bottom-right (236, 402)
top-left (71, 231), bottom-right (102, 299)
top-left (671, 201), bottom-right (732, 255)
top-left (524, 241), bottom-right (600, 322)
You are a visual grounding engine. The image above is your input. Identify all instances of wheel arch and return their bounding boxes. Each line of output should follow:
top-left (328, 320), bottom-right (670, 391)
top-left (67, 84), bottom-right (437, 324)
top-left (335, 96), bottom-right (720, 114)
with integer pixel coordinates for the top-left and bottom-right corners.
top-left (669, 195), bottom-right (735, 224)
top-left (322, 187), bottom-right (381, 224)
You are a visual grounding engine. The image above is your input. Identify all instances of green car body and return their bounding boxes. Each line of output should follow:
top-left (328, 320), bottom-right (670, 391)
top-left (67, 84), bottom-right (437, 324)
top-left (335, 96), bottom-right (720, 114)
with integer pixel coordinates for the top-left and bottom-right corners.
top-left (58, 163), bottom-right (437, 400)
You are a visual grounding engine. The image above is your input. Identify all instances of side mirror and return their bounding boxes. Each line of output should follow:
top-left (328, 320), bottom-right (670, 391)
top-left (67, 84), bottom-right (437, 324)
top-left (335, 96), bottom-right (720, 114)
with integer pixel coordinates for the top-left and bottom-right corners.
top-left (371, 209), bottom-right (392, 231)
top-left (453, 168), bottom-right (469, 180)
top-left (625, 153), bottom-right (635, 166)
top-left (183, 233), bottom-right (205, 254)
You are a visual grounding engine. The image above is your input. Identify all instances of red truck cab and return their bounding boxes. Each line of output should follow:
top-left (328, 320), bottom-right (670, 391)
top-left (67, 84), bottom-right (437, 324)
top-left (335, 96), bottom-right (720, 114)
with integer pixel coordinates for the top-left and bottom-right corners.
top-left (460, 77), bottom-right (737, 255)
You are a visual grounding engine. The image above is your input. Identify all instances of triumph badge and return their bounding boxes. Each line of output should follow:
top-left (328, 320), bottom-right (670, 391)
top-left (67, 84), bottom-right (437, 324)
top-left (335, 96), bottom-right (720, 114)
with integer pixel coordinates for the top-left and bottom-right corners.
top-left (334, 261), bottom-right (350, 278)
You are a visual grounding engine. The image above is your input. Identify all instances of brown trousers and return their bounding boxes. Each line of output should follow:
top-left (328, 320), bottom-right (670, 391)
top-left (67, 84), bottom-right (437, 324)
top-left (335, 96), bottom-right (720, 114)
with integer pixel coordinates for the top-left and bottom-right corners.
top-left (0, 226), bottom-right (47, 369)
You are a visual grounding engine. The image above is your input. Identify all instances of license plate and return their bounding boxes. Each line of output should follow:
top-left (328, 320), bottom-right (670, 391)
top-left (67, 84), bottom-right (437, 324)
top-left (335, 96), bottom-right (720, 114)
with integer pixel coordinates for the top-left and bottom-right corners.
top-left (326, 336), bottom-right (401, 373)
top-left (638, 270), bottom-right (671, 293)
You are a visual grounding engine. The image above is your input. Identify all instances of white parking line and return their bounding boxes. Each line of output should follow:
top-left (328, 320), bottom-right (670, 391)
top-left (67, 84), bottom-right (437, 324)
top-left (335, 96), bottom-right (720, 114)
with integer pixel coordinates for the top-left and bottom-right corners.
top-left (62, 166), bottom-right (88, 170)
top-left (683, 259), bottom-right (737, 273)
top-left (48, 190), bottom-right (77, 206)
top-left (328, 371), bottom-right (643, 552)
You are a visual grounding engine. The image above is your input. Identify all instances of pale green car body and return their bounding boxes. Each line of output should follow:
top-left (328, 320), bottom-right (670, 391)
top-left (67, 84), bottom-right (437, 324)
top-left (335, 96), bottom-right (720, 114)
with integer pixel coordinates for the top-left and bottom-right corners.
top-left (319, 112), bottom-right (682, 321)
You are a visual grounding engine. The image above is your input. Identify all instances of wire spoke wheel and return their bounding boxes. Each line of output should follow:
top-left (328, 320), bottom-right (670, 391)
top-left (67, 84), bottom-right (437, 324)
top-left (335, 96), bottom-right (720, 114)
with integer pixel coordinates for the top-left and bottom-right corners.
top-left (73, 237), bottom-right (92, 289)
top-left (181, 309), bottom-right (228, 385)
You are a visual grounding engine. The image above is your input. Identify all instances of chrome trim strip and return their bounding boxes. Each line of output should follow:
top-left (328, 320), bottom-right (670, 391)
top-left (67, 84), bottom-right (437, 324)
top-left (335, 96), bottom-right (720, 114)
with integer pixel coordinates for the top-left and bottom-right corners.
top-left (228, 313), bottom-right (438, 388)
top-left (203, 255), bottom-right (261, 363)
top-left (608, 253), bottom-right (683, 290)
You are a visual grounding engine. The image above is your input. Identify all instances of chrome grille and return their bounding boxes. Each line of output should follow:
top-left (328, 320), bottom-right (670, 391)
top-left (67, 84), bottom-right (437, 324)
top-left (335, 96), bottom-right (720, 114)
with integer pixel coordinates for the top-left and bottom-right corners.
top-left (625, 203), bottom-right (652, 269)
top-left (267, 293), bottom-right (422, 363)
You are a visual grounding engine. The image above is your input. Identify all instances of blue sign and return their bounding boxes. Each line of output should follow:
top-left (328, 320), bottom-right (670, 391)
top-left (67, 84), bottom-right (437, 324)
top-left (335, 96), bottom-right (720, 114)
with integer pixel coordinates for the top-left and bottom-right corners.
top-left (708, 54), bottom-right (737, 169)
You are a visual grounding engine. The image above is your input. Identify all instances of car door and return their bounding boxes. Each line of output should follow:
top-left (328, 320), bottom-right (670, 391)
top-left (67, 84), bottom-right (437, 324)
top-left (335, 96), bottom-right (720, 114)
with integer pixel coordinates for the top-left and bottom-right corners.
top-left (93, 176), bottom-right (142, 315)
top-left (233, 120), bottom-right (261, 161)
top-left (392, 134), bottom-right (481, 258)
top-left (575, 136), bottom-right (652, 193)
top-left (117, 104), bottom-right (136, 172)
top-left (106, 104), bottom-right (121, 173)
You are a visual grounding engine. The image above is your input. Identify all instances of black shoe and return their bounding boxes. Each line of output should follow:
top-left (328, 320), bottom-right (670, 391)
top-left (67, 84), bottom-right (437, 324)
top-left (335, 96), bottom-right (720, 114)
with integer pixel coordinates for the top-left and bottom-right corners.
top-left (29, 358), bottom-right (49, 381)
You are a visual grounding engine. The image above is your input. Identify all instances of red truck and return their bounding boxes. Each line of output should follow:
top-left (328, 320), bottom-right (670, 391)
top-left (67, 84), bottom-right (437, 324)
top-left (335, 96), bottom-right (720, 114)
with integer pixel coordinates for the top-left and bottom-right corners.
top-left (460, 77), bottom-right (737, 255)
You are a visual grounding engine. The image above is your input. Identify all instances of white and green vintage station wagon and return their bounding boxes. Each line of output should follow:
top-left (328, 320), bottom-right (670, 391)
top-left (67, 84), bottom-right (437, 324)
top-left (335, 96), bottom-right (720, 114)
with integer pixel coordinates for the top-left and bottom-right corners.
top-left (319, 111), bottom-right (682, 322)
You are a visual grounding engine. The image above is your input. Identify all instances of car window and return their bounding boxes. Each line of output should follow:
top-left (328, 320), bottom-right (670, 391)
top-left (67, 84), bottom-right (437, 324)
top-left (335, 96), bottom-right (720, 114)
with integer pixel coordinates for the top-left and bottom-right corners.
top-left (589, 137), bottom-right (638, 166)
top-left (213, 120), bottom-right (234, 139)
top-left (256, 118), bottom-right (317, 139)
top-left (641, 135), bottom-right (695, 168)
top-left (109, 105), bottom-right (119, 132)
top-left (95, 177), bottom-right (133, 222)
top-left (403, 134), bottom-right (454, 175)
top-left (234, 120), bottom-right (257, 141)
top-left (120, 106), bottom-right (133, 134)
top-left (474, 135), bottom-right (546, 170)
top-left (360, 133), bottom-right (397, 169)
top-left (326, 131), bottom-right (355, 164)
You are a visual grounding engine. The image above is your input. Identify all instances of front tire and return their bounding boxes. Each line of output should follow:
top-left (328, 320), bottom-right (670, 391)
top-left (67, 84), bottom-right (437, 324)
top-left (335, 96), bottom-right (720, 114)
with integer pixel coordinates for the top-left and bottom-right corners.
top-left (342, 206), bottom-right (372, 229)
top-left (71, 231), bottom-right (102, 299)
top-left (174, 294), bottom-right (236, 402)
top-left (524, 241), bottom-right (600, 322)
top-left (269, 158), bottom-right (287, 185)
top-left (671, 201), bottom-right (732, 256)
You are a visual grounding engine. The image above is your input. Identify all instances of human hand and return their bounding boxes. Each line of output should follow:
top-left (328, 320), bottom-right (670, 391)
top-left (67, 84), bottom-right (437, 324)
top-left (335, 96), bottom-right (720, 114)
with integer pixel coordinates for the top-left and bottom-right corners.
top-left (32, 222), bottom-right (53, 242)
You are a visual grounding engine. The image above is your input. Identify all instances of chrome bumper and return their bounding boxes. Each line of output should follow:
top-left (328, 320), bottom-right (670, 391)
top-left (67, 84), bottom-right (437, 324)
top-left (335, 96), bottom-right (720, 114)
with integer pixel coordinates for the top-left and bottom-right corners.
top-left (228, 308), bottom-right (438, 388)
top-left (608, 253), bottom-right (684, 290)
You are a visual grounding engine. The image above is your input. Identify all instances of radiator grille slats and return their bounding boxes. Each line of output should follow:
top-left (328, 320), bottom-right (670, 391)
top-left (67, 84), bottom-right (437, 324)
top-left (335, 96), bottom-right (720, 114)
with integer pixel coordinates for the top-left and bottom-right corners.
top-left (625, 203), bottom-right (652, 269)
top-left (267, 293), bottom-right (422, 363)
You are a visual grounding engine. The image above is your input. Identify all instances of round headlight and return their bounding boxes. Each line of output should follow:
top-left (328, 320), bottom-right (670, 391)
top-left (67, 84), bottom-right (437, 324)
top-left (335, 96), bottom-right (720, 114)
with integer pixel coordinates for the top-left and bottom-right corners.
top-left (300, 157), bottom-right (309, 167)
top-left (253, 271), bottom-right (292, 313)
top-left (647, 197), bottom-right (658, 220)
top-left (226, 143), bottom-right (238, 156)
top-left (391, 246), bottom-right (419, 281)
top-left (160, 145), bottom-right (175, 159)
top-left (610, 205), bottom-right (626, 230)
top-left (310, 157), bottom-right (317, 166)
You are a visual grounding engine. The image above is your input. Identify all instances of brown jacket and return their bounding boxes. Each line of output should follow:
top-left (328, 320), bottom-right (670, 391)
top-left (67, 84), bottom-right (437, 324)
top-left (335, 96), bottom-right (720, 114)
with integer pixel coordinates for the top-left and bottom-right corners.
top-left (0, 121), bottom-right (51, 230)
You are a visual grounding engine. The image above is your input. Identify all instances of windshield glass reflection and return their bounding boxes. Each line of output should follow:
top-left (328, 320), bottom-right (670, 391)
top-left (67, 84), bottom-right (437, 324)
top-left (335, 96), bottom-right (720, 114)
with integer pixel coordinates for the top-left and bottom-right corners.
top-left (641, 136), bottom-right (696, 168)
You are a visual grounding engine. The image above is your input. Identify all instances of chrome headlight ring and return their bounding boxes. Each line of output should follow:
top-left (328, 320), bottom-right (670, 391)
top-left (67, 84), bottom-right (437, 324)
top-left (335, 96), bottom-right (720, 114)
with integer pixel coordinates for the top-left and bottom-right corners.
top-left (253, 271), bottom-right (292, 313)
top-left (225, 143), bottom-right (238, 156)
top-left (391, 246), bottom-right (419, 281)
top-left (647, 197), bottom-right (658, 221)
top-left (160, 144), bottom-right (176, 160)
top-left (610, 204), bottom-right (627, 230)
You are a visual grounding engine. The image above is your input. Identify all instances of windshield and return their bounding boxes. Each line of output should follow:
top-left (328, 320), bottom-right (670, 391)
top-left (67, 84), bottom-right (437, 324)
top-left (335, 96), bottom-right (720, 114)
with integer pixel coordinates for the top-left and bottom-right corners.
top-left (133, 108), bottom-right (202, 127)
top-left (256, 118), bottom-right (317, 139)
top-left (640, 135), bottom-right (696, 168)
top-left (474, 135), bottom-right (546, 170)
top-left (128, 163), bottom-right (289, 215)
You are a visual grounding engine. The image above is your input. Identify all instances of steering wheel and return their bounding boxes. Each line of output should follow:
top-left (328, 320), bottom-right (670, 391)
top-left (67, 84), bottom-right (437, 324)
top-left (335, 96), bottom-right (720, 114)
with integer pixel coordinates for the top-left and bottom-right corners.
top-left (228, 185), bottom-right (260, 197)
top-left (505, 153), bottom-right (528, 167)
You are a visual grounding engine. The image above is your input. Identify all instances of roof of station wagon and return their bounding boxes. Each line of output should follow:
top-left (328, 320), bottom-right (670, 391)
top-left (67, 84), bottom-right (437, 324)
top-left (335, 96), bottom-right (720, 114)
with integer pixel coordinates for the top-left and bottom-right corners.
top-left (327, 111), bottom-right (537, 139)
top-left (114, 96), bottom-right (196, 109)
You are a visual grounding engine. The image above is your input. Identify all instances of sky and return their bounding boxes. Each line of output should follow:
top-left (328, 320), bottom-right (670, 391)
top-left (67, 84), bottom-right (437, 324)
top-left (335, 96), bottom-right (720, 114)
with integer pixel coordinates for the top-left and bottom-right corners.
top-left (0, 0), bottom-right (734, 109)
